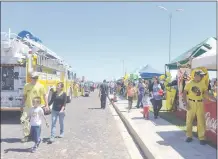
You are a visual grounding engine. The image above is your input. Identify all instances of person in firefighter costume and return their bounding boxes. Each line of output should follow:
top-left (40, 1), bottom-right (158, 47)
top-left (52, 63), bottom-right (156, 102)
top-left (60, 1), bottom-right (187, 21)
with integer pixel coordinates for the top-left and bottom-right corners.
top-left (20, 72), bottom-right (49, 142)
top-left (183, 69), bottom-right (216, 145)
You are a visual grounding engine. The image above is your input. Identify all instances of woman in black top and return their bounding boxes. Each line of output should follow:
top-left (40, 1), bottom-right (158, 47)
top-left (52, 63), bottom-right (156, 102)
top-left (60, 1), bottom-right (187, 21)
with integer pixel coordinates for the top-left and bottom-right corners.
top-left (48, 82), bottom-right (67, 143)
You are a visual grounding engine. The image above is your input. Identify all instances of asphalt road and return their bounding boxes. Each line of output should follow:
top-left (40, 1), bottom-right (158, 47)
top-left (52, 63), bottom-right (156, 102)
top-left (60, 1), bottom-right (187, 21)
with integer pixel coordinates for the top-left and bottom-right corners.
top-left (1, 91), bottom-right (132, 159)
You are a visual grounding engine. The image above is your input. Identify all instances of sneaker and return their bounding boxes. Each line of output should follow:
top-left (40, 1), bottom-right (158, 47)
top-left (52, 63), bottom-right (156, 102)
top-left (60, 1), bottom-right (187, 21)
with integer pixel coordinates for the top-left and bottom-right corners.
top-left (48, 137), bottom-right (55, 143)
top-left (185, 137), bottom-right (193, 143)
top-left (36, 138), bottom-right (41, 147)
top-left (21, 136), bottom-right (29, 143)
top-left (200, 140), bottom-right (207, 145)
top-left (59, 134), bottom-right (64, 138)
top-left (31, 146), bottom-right (37, 153)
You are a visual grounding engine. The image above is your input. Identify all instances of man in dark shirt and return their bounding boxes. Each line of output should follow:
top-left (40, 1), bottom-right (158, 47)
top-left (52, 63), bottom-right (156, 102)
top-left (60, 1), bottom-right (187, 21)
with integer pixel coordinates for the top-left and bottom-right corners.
top-left (135, 79), bottom-right (145, 108)
top-left (99, 80), bottom-right (109, 109)
top-left (120, 79), bottom-right (125, 96)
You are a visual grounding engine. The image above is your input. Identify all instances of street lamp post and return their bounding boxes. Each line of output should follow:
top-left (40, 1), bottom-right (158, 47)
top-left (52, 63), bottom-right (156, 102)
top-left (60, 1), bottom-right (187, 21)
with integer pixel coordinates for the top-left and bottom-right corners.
top-left (157, 6), bottom-right (184, 63)
top-left (122, 60), bottom-right (125, 76)
top-left (168, 13), bottom-right (172, 63)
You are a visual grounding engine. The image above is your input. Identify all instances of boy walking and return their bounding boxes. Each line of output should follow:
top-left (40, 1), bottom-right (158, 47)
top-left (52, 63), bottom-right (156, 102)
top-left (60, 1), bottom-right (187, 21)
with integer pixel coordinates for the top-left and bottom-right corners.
top-left (28, 97), bottom-right (49, 152)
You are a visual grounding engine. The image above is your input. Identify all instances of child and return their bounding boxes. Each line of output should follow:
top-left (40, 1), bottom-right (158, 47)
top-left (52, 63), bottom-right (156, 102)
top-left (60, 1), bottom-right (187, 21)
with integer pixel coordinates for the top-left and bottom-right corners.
top-left (127, 82), bottom-right (135, 112)
top-left (142, 81), bottom-right (151, 119)
top-left (142, 95), bottom-right (151, 119)
top-left (28, 97), bottom-right (49, 153)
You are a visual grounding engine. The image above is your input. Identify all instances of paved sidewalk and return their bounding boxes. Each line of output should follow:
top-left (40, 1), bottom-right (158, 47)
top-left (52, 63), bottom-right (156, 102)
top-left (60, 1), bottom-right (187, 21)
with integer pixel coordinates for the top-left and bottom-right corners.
top-left (112, 96), bottom-right (216, 159)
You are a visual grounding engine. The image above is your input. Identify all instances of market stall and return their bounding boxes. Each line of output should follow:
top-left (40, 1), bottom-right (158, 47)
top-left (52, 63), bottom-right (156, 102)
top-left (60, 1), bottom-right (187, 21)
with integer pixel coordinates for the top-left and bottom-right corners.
top-left (166, 37), bottom-right (217, 145)
top-left (166, 37), bottom-right (216, 70)
top-left (192, 49), bottom-right (216, 70)
top-left (192, 49), bottom-right (217, 144)
top-left (139, 64), bottom-right (163, 79)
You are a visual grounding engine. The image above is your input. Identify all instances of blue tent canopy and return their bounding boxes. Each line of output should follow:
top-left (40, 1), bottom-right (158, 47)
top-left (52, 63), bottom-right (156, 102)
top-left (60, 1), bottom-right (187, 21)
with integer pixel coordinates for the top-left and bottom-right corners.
top-left (139, 65), bottom-right (163, 79)
top-left (17, 30), bottom-right (42, 43)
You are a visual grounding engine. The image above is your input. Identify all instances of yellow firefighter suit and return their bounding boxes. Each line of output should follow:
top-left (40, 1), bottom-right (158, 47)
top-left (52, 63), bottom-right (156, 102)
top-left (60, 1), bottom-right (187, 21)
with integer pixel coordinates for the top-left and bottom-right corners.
top-left (184, 80), bottom-right (207, 140)
top-left (21, 82), bottom-right (46, 138)
top-left (73, 83), bottom-right (79, 97)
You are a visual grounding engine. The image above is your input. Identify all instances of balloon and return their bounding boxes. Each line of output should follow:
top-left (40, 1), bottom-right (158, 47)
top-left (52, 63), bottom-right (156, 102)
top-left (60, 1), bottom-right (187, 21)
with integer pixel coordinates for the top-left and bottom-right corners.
top-left (166, 72), bottom-right (171, 78)
top-left (159, 75), bottom-right (166, 80)
top-left (165, 78), bottom-right (171, 83)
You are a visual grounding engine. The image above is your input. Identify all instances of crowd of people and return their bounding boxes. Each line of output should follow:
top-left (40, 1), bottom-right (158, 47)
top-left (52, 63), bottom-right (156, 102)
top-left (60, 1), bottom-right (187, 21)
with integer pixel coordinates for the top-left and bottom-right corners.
top-left (103, 77), bottom-right (165, 119)
top-left (20, 70), bottom-right (217, 152)
top-left (108, 69), bottom-right (217, 145)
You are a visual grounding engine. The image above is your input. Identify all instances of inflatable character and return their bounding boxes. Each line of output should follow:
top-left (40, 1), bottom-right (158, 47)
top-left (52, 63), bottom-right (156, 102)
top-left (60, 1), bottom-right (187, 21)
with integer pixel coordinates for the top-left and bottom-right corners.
top-left (160, 72), bottom-right (177, 111)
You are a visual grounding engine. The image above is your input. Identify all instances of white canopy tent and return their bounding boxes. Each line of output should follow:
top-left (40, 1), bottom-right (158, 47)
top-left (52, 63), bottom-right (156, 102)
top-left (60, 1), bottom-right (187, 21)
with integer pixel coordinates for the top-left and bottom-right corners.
top-left (191, 49), bottom-right (216, 70)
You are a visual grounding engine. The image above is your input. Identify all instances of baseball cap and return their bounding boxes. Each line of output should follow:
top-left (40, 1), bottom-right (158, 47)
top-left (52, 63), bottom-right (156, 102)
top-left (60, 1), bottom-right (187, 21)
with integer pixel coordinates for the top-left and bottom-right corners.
top-left (30, 72), bottom-right (39, 79)
top-left (194, 70), bottom-right (206, 76)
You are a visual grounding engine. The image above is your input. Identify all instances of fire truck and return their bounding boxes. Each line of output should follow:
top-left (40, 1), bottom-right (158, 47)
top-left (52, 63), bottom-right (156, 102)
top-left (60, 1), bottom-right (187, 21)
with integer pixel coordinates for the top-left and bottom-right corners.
top-left (1, 29), bottom-right (74, 111)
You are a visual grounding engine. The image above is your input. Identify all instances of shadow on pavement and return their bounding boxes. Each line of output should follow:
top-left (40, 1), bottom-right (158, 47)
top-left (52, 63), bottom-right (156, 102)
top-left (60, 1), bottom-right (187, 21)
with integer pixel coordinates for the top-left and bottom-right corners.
top-left (1, 112), bottom-right (21, 125)
top-left (157, 111), bottom-right (186, 127)
top-left (42, 138), bottom-right (50, 143)
top-left (4, 148), bottom-right (31, 153)
top-left (131, 117), bottom-right (145, 120)
top-left (1, 138), bottom-right (21, 143)
top-left (120, 110), bottom-right (127, 113)
top-left (88, 108), bottom-right (102, 110)
top-left (156, 131), bottom-right (188, 158)
top-left (131, 112), bottom-right (176, 126)
top-left (149, 117), bottom-right (174, 126)
top-left (117, 101), bottom-right (128, 104)
top-left (156, 131), bottom-right (216, 158)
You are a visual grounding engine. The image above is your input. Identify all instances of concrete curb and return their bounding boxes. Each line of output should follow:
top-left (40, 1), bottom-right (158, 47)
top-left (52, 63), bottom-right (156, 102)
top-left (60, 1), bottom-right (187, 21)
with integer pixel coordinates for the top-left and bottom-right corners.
top-left (108, 98), bottom-right (143, 159)
top-left (108, 96), bottom-right (155, 159)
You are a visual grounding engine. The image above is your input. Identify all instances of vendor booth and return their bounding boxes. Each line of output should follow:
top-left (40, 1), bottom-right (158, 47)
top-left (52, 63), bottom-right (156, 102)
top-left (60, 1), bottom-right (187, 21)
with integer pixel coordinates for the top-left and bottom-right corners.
top-left (191, 48), bottom-right (217, 145)
top-left (139, 64), bottom-right (163, 79)
top-left (192, 49), bottom-right (216, 70)
top-left (166, 37), bottom-right (216, 70)
top-left (166, 37), bottom-right (217, 145)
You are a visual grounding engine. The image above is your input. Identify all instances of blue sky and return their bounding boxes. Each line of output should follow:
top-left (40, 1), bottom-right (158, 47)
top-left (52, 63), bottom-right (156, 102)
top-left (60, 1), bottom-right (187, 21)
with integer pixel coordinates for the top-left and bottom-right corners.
top-left (1, 2), bottom-right (216, 81)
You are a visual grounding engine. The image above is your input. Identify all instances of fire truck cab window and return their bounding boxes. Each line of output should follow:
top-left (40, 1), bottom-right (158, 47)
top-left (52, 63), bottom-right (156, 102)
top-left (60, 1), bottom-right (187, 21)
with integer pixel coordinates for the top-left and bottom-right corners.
top-left (67, 71), bottom-right (71, 80)
top-left (40, 56), bottom-right (42, 66)
top-left (36, 66), bottom-right (42, 72)
top-left (42, 56), bottom-right (44, 66)
top-left (37, 56), bottom-right (40, 65)
top-left (71, 72), bottom-right (74, 80)
top-left (1, 66), bottom-right (14, 91)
